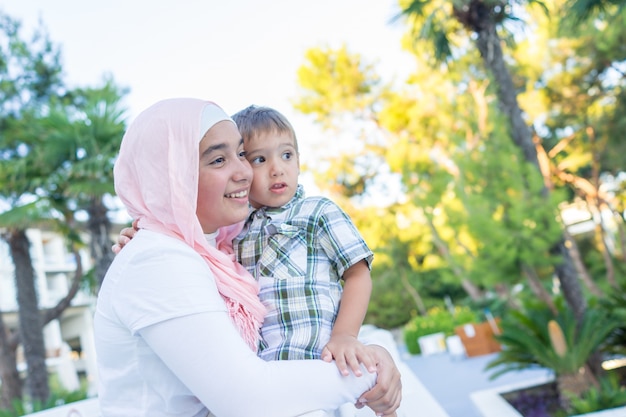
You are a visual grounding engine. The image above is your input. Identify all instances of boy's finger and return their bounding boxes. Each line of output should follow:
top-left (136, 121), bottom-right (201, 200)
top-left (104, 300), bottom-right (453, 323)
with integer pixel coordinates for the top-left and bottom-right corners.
top-left (334, 354), bottom-right (350, 376)
top-left (346, 354), bottom-right (363, 376)
top-left (320, 347), bottom-right (333, 363)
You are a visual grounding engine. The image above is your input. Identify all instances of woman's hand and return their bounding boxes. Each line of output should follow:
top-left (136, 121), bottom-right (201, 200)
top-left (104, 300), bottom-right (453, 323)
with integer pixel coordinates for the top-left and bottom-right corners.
top-left (356, 345), bottom-right (402, 416)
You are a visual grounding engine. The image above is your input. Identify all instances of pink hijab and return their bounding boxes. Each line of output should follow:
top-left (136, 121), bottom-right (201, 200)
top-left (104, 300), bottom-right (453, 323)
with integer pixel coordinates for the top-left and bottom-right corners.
top-left (113, 98), bottom-right (265, 351)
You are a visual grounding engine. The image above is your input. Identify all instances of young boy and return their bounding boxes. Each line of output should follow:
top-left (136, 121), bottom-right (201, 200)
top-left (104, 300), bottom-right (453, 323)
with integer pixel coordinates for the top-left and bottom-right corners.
top-left (231, 105), bottom-right (374, 376)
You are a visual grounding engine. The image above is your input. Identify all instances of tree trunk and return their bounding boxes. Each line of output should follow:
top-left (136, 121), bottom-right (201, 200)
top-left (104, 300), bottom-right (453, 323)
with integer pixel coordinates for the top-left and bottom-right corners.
top-left (400, 271), bottom-right (426, 315)
top-left (474, 23), bottom-right (588, 324)
top-left (7, 229), bottom-right (49, 404)
top-left (556, 366), bottom-right (599, 412)
top-left (562, 227), bottom-right (603, 297)
top-left (87, 197), bottom-right (115, 290)
top-left (533, 136), bottom-right (603, 297)
top-left (614, 211), bottom-right (626, 261)
top-left (0, 309), bottom-right (22, 410)
top-left (587, 127), bottom-right (617, 288)
top-left (42, 248), bottom-right (83, 325)
top-left (521, 263), bottom-right (558, 315)
top-left (534, 137), bottom-right (604, 298)
top-left (551, 242), bottom-right (587, 322)
top-left (475, 25), bottom-right (540, 172)
top-left (595, 220), bottom-right (616, 288)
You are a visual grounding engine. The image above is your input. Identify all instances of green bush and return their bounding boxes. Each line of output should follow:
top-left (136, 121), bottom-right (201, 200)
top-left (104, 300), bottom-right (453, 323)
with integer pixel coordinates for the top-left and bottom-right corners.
top-left (365, 275), bottom-right (416, 329)
top-left (0, 374), bottom-right (88, 417)
top-left (403, 306), bottom-right (478, 354)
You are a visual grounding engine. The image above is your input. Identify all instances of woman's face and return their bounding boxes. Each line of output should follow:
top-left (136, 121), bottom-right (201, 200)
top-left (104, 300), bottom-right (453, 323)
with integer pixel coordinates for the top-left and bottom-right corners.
top-left (196, 120), bottom-right (253, 233)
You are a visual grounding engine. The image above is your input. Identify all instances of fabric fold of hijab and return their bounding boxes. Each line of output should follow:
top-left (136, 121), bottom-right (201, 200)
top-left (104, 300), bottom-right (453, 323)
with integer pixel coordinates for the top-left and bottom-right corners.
top-left (114, 98), bottom-right (265, 351)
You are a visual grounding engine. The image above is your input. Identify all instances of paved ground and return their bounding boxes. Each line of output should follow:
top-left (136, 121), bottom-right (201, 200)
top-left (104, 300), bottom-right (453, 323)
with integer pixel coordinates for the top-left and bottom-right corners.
top-left (399, 349), bottom-right (553, 417)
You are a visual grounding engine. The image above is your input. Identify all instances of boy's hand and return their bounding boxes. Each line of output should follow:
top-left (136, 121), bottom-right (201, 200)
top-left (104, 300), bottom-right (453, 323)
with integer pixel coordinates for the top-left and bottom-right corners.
top-left (111, 219), bottom-right (139, 254)
top-left (321, 334), bottom-right (377, 377)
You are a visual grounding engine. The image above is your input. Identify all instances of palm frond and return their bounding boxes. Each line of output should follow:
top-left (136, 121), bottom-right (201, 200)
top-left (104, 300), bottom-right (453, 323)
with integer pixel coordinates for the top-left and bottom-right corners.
top-left (486, 302), bottom-right (619, 379)
top-left (0, 200), bottom-right (54, 228)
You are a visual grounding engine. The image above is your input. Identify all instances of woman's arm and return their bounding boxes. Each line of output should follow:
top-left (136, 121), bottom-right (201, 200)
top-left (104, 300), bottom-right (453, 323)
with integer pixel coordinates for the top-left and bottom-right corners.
top-left (140, 310), bottom-right (380, 417)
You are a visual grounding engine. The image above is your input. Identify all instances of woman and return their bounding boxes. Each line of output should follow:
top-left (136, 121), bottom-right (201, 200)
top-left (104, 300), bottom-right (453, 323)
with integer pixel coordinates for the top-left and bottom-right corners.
top-left (94, 98), bottom-right (401, 417)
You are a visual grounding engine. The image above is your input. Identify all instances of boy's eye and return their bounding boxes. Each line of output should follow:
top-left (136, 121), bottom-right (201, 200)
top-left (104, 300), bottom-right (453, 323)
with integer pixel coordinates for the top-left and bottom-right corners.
top-left (282, 152), bottom-right (292, 160)
top-left (250, 155), bottom-right (265, 164)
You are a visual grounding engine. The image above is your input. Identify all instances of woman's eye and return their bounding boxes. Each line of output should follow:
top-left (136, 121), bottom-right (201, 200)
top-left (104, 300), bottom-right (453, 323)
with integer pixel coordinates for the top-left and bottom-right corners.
top-left (210, 157), bottom-right (225, 165)
top-left (239, 150), bottom-right (247, 159)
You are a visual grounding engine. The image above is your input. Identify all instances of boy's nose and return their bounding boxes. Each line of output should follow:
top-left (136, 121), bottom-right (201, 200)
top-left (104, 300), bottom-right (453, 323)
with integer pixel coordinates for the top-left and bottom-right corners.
top-left (270, 162), bottom-right (284, 177)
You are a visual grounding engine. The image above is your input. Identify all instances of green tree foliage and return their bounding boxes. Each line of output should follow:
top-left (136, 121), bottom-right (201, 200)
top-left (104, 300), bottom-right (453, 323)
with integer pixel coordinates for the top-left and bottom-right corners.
top-left (562, 0), bottom-right (625, 25)
top-left (295, 45), bottom-right (380, 129)
top-left (396, 0), bottom-right (593, 334)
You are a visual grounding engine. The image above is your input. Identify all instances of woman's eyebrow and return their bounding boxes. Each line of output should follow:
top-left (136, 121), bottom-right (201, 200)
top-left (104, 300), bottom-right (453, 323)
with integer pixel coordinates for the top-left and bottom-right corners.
top-left (201, 143), bottom-right (226, 158)
top-left (201, 138), bottom-right (244, 158)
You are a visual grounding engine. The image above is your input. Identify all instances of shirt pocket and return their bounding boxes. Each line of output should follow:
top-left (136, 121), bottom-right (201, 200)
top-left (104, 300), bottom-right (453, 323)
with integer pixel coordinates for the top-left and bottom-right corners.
top-left (257, 224), bottom-right (307, 280)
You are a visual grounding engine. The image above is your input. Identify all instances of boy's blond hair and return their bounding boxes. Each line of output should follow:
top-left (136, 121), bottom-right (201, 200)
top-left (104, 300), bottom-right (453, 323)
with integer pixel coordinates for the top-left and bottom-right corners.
top-left (232, 105), bottom-right (299, 152)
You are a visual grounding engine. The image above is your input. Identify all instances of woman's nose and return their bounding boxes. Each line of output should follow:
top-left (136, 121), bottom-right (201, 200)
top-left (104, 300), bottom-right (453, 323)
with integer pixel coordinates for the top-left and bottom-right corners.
top-left (234, 158), bottom-right (253, 182)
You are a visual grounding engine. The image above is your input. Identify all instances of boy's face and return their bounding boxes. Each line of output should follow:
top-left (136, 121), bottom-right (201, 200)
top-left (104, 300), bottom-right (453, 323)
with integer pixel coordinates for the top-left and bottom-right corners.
top-left (244, 130), bottom-right (299, 209)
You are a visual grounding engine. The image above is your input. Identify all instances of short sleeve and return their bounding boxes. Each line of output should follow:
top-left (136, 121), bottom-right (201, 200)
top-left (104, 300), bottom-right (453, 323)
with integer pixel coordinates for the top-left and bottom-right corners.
top-left (110, 230), bottom-right (227, 334)
top-left (316, 199), bottom-right (374, 277)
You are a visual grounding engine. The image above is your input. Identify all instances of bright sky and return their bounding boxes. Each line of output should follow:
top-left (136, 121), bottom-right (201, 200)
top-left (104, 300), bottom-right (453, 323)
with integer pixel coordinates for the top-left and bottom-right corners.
top-left (2, 0), bottom-right (412, 207)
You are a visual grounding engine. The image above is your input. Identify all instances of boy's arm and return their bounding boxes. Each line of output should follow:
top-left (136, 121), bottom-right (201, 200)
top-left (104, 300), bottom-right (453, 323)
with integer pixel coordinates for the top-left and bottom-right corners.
top-left (322, 259), bottom-right (375, 377)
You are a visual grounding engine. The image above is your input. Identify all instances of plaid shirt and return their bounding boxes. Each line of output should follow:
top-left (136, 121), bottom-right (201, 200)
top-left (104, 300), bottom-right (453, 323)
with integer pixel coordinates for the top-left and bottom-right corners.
top-left (233, 185), bottom-right (373, 361)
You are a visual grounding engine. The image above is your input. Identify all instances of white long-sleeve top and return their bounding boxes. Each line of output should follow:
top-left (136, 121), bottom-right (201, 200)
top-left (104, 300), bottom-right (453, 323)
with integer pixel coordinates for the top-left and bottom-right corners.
top-left (94, 230), bottom-right (376, 417)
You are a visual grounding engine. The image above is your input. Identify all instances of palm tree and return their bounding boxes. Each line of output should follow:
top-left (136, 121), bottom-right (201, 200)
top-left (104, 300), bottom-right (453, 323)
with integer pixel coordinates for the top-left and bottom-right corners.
top-left (486, 300), bottom-right (617, 410)
top-left (44, 77), bottom-right (128, 291)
